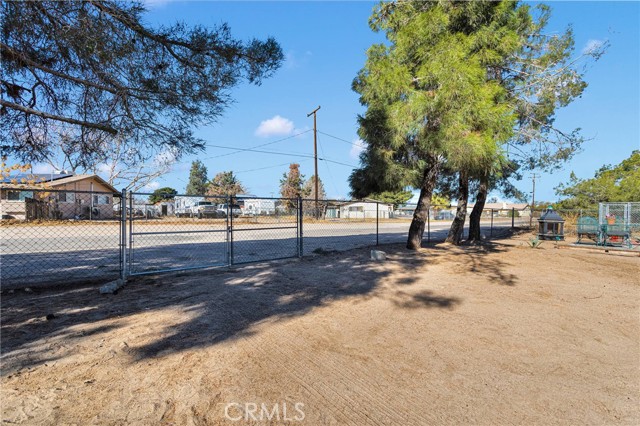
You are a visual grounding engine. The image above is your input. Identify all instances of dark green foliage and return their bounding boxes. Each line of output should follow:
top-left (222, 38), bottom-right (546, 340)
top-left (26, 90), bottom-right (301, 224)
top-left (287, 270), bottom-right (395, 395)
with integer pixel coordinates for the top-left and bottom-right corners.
top-left (148, 187), bottom-right (177, 204)
top-left (350, 1), bottom-right (603, 246)
top-left (185, 160), bottom-right (208, 195)
top-left (1, 1), bottom-right (284, 168)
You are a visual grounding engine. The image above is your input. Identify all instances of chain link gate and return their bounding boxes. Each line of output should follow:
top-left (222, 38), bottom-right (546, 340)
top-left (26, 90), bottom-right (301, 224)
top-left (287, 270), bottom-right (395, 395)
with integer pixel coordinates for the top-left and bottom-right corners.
top-left (123, 192), bottom-right (301, 277)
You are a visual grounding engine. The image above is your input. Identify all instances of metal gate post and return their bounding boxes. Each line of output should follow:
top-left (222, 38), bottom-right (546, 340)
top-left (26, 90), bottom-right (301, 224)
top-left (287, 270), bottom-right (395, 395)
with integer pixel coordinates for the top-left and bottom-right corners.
top-left (120, 188), bottom-right (127, 281)
top-left (376, 202), bottom-right (379, 246)
top-left (128, 191), bottom-right (134, 273)
top-left (228, 196), bottom-right (234, 265)
top-left (427, 207), bottom-right (431, 243)
top-left (298, 196), bottom-right (303, 257)
top-left (225, 198), bottom-right (230, 266)
top-left (490, 209), bottom-right (494, 237)
top-left (511, 207), bottom-right (515, 229)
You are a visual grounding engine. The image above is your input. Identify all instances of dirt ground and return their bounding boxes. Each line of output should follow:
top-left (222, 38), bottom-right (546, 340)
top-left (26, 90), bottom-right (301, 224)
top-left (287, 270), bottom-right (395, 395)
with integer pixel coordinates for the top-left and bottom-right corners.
top-left (1, 236), bottom-right (638, 425)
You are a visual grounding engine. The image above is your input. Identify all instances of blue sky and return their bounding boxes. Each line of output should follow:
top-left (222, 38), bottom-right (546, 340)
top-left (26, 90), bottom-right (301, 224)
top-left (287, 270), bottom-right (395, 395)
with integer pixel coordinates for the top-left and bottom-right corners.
top-left (43, 1), bottom-right (640, 202)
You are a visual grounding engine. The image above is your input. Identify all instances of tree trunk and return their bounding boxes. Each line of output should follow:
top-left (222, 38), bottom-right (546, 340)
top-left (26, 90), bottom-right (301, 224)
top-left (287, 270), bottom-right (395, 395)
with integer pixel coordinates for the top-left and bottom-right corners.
top-left (445, 170), bottom-right (469, 245)
top-left (468, 176), bottom-right (488, 242)
top-left (407, 155), bottom-right (440, 250)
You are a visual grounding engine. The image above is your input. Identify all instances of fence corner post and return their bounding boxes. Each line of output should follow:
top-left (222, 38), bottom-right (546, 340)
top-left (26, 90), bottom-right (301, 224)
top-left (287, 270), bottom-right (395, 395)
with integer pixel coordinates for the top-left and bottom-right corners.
top-left (512, 207), bottom-right (515, 229)
top-left (376, 202), bottom-right (379, 246)
top-left (298, 196), bottom-right (303, 258)
top-left (120, 188), bottom-right (127, 281)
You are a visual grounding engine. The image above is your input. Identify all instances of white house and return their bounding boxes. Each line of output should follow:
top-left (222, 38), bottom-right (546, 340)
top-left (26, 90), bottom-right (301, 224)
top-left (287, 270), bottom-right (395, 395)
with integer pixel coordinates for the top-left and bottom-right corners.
top-left (465, 202), bottom-right (531, 217)
top-left (339, 200), bottom-right (393, 219)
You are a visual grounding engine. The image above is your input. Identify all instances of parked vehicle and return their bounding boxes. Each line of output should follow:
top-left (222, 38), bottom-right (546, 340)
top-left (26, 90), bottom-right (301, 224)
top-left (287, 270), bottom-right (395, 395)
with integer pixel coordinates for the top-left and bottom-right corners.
top-left (174, 197), bottom-right (224, 218)
top-left (217, 203), bottom-right (242, 218)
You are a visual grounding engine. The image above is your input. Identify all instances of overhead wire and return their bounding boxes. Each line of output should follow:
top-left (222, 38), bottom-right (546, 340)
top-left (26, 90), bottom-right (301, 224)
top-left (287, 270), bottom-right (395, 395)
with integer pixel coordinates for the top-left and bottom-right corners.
top-left (316, 132), bottom-right (341, 196)
top-left (234, 159), bottom-right (311, 175)
top-left (202, 129), bottom-right (313, 160)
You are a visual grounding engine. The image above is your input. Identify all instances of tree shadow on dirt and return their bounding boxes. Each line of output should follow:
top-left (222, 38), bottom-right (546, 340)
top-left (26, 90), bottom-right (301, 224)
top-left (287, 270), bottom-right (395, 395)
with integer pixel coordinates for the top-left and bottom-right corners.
top-left (429, 241), bottom-right (519, 286)
top-left (1, 243), bottom-right (465, 373)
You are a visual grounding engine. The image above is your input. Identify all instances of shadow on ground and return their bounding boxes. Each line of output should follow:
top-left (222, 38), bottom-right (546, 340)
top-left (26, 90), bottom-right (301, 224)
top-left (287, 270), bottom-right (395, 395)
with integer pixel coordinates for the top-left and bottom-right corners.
top-left (0, 240), bottom-right (516, 374)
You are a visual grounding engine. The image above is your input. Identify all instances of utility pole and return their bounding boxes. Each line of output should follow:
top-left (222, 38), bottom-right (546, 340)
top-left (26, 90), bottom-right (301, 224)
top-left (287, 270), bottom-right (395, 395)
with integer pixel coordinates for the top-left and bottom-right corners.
top-left (529, 173), bottom-right (540, 228)
top-left (307, 105), bottom-right (321, 218)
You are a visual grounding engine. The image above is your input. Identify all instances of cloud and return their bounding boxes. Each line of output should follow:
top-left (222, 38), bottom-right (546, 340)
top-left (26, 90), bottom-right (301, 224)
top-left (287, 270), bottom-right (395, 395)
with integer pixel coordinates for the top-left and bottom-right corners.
top-left (582, 39), bottom-right (604, 55)
top-left (285, 50), bottom-right (312, 69)
top-left (255, 115), bottom-right (295, 137)
top-left (143, 181), bottom-right (160, 191)
top-left (349, 139), bottom-right (366, 159)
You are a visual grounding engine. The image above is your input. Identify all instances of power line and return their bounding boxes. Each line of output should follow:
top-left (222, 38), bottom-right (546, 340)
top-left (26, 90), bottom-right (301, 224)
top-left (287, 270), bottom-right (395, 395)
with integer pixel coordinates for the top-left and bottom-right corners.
top-left (198, 143), bottom-right (358, 168)
top-left (203, 144), bottom-right (314, 159)
top-left (234, 160), bottom-right (311, 175)
top-left (316, 132), bottom-right (341, 197)
top-left (202, 129), bottom-right (313, 160)
top-left (317, 130), bottom-right (361, 146)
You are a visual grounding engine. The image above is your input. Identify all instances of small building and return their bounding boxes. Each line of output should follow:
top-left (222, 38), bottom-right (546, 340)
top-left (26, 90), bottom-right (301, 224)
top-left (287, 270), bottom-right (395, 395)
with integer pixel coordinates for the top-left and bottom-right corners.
top-left (154, 201), bottom-right (175, 217)
top-left (339, 199), bottom-right (393, 219)
top-left (1, 173), bottom-right (117, 220)
top-left (242, 198), bottom-right (276, 215)
top-left (466, 202), bottom-right (531, 217)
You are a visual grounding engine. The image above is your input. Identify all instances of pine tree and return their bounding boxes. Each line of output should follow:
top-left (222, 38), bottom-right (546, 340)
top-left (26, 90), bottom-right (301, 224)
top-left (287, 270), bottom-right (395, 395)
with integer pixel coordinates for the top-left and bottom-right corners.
top-left (1, 1), bottom-right (283, 172)
top-left (185, 160), bottom-right (208, 195)
top-left (351, 1), bottom-right (603, 248)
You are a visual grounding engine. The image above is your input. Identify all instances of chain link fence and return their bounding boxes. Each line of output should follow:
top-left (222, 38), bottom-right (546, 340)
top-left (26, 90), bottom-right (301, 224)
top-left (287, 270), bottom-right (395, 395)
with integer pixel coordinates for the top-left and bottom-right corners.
top-left (0, 187), bottom-right (558, 289)
top-left (526, 203), bottom-right (640, 248)
top-left (1, 187), bottom-right (122, 288)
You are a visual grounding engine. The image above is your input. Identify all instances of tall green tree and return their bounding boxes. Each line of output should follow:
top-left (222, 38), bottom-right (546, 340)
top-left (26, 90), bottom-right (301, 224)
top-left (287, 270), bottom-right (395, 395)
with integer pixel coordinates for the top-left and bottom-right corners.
top-left (1, 1), bottom-right (283, 176)
top-left (351, 1), bottom-right (604, 248)
top-left (207, 171), bottom-right (246, 198)
top-left (352, 1), bottom-right (517, 249)
top-left (554, 151), bottom-right (640, 209)
top-left (185, 160), bottom-right (208, 195)
top-left (279, 163), bottom-right (304, 210)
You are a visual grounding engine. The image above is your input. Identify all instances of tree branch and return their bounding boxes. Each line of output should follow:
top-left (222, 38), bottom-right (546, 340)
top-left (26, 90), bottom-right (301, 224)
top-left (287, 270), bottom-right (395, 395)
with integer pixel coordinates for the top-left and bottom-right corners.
top-left (1, 99), bottom-right (118, 135)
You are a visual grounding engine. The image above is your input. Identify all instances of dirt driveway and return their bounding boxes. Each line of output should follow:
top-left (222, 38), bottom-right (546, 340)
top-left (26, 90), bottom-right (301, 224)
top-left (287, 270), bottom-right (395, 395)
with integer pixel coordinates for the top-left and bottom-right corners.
top-left (1, 237), bottom-right (638, 425)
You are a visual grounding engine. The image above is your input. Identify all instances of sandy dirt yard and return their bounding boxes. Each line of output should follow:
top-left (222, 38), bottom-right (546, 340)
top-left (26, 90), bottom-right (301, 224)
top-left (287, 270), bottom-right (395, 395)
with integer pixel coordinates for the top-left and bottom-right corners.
top-left (1, 236), bottom-right (639, 425)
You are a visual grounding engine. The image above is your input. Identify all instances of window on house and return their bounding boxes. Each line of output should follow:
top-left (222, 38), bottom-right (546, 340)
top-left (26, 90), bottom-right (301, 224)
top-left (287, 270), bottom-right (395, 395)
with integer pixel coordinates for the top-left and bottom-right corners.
top-left (6, 191), bottom-right (33, 201)
top-left (59, 192), bottom-right (75, 203)
top-left (93, 195), bottom-right (110, 205)
top-left (348, 206), bottom-right (364, 212)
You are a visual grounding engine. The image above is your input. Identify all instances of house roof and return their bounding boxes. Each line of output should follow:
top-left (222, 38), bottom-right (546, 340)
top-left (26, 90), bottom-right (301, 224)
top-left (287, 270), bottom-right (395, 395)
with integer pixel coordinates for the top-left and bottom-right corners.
top-left (47, 174), bottom-right (117, 192)
top-left (1, 174), bottom-right (118, 193)
top-left (0, 172), bottom-right (73, 184)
